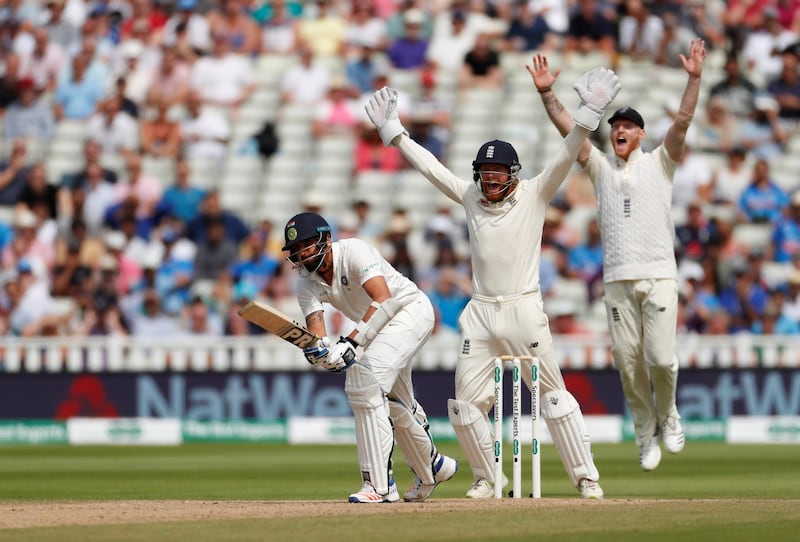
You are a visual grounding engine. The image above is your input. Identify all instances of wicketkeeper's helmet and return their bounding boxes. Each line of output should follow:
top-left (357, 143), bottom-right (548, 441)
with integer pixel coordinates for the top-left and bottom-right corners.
top-left (471, 139), bottom-right (521, 182)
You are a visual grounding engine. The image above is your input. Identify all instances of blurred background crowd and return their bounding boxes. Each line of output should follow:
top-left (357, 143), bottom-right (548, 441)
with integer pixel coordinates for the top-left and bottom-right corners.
top-left (0, 0), bottom-right (798, 343)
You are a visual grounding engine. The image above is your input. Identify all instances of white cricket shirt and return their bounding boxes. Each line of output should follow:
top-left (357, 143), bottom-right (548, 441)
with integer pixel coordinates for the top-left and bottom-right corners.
top-left (397, 133), bottom-right (581, 297)
top-left (297, 238), bottom-right (421, 322)
top-left (584, 145), bottom-right (678, 283)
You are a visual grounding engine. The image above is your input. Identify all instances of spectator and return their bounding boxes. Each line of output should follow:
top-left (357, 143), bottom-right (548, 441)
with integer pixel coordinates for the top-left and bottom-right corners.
top-left (379, 209), bottom-right (418, 282)
top-left (502, 1), bottom-right (554, 53)
top-left (140, 97), bottom-right (181, 159)
top-left (546, 299), bottom-right (593, 336)
top-left (153, 235), bottom-right (196, 315)
top-left (344, 41), bottom-right (383, 95)
top-left (191, 32), bottom-right (257, 108)
top-left (675, 202), bottom-right (712, 260)
top-left (386, 1), bottom-right (432, 42)
top-left (146, 46), bottom-right (192, 109)
top-left (692, 95), bottom-right (738, 155)
top-left (784, 269), bottom-right (800, 322)
top-left (563, 0), bottom-right (617, 65)
top-left (259, 0), bottom-right (301, 54)
top-left (426, 10), bottom-right (476, 75)
top-left (73, 286), bottom-right (129, 337)
top-left (103, 229), bottom-right (142, 296)
top-left (708, 53), bottom-right (758, 118)
top-left (753, 298), bottom-right (800, 334)
top-left (459, 32), bottom-right (503, 90)
top-left (769, 191), bottom-right (800, 263)
top-left (160, 159), bottom-right (206, 224)
top-left (18, 26), bottom-right (65, 92)
top-left (180, 91), bottom-right (231, 161)
top-left (1, 208), bottom-right (53, 273)
top-left (129, 288), bottom-right (183, 336)
top-left (0, 138), bottom-right (31, 205)
top-left (193, 216), bottom-right (238, 281)
top-left (618, 0), bottom-right (664, 62)
top-left (42, 0), bottom-right (81, 51)
top-left (677, 1), bottom-right (725, 51)
top-left (386, 8), bottom-right (430, 69)
top-left (86, 94), bottom-right (139, 156)
top-left (710, 147), bottom-right (751, 206)
top-left (0, 54), bottom-right (22, 112)
top-left (7, 258), bottom-right (57, 336)
top-left (180, 295), bottom-right (224, 336)
top-left (207, 0), bottom-right (262, 57)
top-left (67, 162), bottom-right (117, 234)
top-left (353, 122), bottom-right (404, 173)
top-left (3, 78), bottom-right (55, 144)
top-left (186, 190), bottom-right (249, 245)
top-left (766, 50), bottom-right (800, 123)
top-left (735, 94), bottom-right (788, 160)
top-left (426, 265), bottom-right (471, 333)
top-left (229, 228), bottom-right (280, 295)
top-left (345, 1), bottom-right (388, 53)
top-left (163, 0), bottom-right (211, 56)
top-left (279, 45), bottom-right (331, 105)
top-left (741, 7), bottom-right (798, 84)
top-left (112, 153), bottom-right (164, 221)
top-left (294, 0), bottom-right (347, 57)
top-left (311, 78), bottom-right (362, 138)
top-left (719, 258), bottom-right (769, 332)
top-left (738, 158), bottom-right (790, 223)
top-left (53, 52), bottom-right (104, 120)
top-left (51, 238), bottom-right (93, 298)
top-left (566, 217), bottom-right (604, 301)
top-left (17, 163), bottom-right (57, 221)
top-left (672, 145), bottom-right (713, 207)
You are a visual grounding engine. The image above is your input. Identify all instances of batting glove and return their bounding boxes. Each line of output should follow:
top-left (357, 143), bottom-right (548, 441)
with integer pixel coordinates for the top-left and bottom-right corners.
top-left (303, 336), bottom-right (331, 368)
top-left (325, 337), bottom-right (358, 373)
top-left (364, 86), bottom-right (407, 146)
top-left (572, 67), bottom-right (622, 131)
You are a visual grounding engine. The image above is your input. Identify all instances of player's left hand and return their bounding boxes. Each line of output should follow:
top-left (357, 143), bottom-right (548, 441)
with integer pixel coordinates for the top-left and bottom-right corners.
top-left (679, 38), bottom-right (705, 78)
top-left (324, 337), bottom-right (358, 373)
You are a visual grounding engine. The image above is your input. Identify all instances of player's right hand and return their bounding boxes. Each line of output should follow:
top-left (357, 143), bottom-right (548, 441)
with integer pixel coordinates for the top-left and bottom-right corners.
top-left (303, 337), bottom-right (331, 368)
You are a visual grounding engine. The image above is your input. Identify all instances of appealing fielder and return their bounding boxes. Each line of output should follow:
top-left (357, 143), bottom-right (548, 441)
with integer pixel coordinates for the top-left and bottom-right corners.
top-left (283, 212), bottom-right (457, 503)
top-left (365, 64), bottom-right (621, 499)
top-left (531, 39), bottom-right (706, 470)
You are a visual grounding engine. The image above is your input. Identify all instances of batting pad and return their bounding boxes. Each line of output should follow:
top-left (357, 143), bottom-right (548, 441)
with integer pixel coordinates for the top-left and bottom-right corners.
top-left (346, 364), bottom-right (394, 494)
top-left (389, 399), bottom-right (436, 485)
top-left (541, 390), bottom-right (600, 487)
top-left (447, 399), bottom-right (495, 483)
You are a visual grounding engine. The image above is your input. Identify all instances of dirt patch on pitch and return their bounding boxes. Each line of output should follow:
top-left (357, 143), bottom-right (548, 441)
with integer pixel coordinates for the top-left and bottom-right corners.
top-left (0, 498), bottom-right (625, 528)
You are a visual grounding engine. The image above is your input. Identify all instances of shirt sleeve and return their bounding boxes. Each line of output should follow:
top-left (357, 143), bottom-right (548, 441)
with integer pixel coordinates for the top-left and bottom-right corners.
top-left (396, 133), bottom-right (469, 204)
top-left (297, 280), bottom-right (324, 318)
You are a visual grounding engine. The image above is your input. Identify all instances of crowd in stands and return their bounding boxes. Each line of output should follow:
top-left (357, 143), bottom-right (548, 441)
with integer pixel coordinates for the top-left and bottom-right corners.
top-left (0, 0), bottom-right (798, 343)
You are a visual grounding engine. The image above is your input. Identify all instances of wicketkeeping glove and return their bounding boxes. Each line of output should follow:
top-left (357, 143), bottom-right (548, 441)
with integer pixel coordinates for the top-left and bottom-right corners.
top-left (572, 67), bottom-right (622, 131)
top-left (364, 86), bottom-right (407, 146)
top-left (303, 337), bottom-right (331, 368)
top-left (325, 337), bottom-right (358, 373)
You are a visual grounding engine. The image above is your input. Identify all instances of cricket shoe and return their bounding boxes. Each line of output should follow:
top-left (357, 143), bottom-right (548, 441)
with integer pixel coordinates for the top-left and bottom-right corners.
top-left (639, 435), bottom-right (662, 471)
top-left (579, 478), bottom-right (604, 500)
top-left (661, 416), bottom-right (685, 454)
top-left (403, 453), bottom-right (459, 502)
top-left (348, 478), bottom-right (400, 503)
top-left (465, 474), bottom-right (508, 499)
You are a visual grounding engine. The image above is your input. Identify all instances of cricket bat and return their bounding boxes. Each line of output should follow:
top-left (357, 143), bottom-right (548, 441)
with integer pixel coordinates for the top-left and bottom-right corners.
top-left (237, 300), bottom-right (319, 349)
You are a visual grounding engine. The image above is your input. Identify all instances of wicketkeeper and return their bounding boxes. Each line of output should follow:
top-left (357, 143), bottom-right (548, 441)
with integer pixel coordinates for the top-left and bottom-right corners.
top-left (283, 212), bottom-right (458, 503)
top-left (365, 63), bottom-right (622, 499)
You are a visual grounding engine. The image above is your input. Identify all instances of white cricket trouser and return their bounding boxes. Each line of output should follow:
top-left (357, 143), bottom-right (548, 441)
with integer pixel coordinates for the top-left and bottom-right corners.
top-left (603, 279), bottom-right (680, 446)
top-left (348, 293), bottom-right (437, 484)
top-left (454, 290), bottom-right (566, 412)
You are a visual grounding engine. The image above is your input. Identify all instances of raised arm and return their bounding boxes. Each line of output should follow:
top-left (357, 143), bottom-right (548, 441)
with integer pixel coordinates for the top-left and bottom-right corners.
top-left (664, 39), bottom-right (706, 161)
top-left (528, 54), bottom-right (594, 166)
